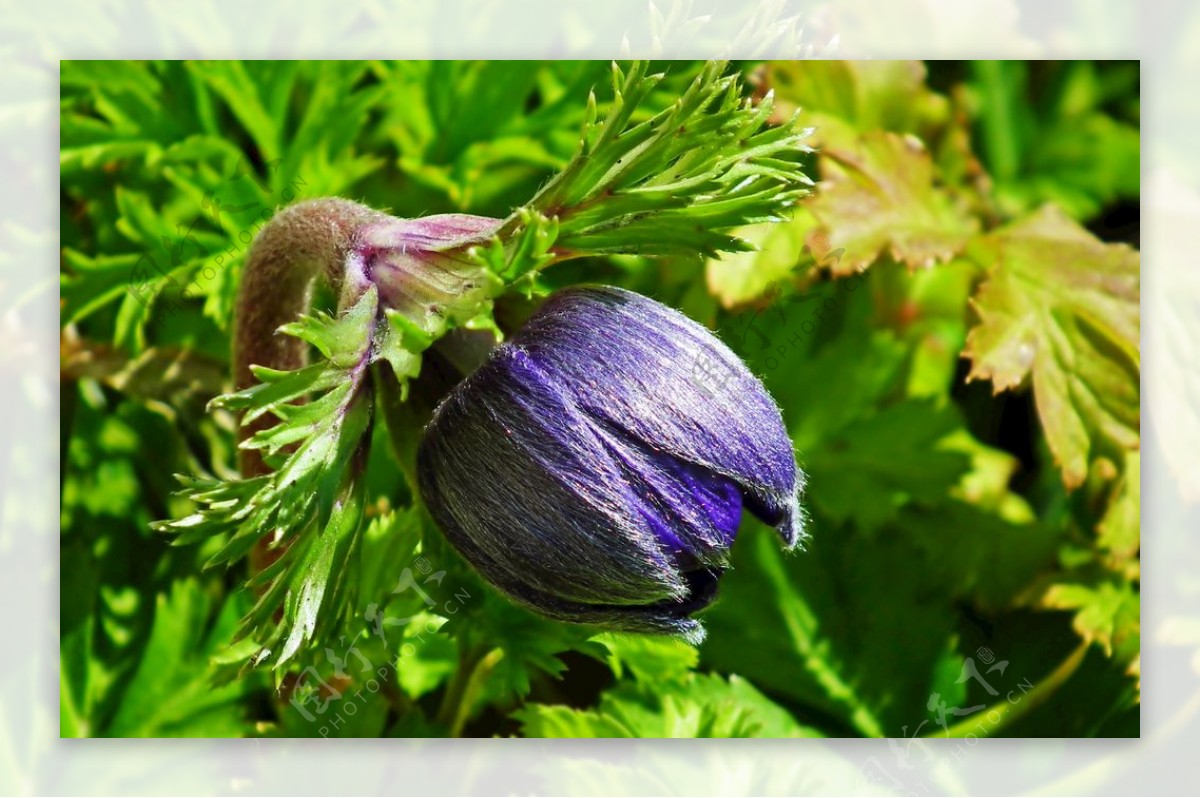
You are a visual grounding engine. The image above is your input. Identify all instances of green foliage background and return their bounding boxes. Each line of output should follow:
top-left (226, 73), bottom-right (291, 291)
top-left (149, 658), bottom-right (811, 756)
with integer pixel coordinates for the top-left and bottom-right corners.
top-left (59, 60), bottom-right (1140, 738)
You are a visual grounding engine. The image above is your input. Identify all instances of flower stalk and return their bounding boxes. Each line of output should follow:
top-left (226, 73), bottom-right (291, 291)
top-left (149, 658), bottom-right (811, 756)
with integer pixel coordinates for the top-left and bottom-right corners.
top-left (156, 59), bottom-right (816, 671)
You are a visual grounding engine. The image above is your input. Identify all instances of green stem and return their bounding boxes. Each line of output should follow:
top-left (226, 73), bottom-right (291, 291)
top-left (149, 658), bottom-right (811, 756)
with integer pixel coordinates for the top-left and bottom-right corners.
top-left (374, 363), bottom-right (422, 493)
top-left (436, 644), bottom-right (483, 729)
top-left (436, 644), bottom-right (503, 737)
top-left (930, 642), bottom-right (1090, 738)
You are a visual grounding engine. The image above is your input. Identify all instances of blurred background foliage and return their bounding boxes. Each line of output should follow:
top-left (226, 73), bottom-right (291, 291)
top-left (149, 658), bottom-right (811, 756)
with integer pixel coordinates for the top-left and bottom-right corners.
top-left (59, 59), bottom-right (1139, 738)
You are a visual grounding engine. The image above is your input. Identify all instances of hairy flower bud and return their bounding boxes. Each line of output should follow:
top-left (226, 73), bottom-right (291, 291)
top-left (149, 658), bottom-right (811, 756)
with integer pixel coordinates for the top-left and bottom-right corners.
top-left (346, 213), bottom-right (503, 322)
top-left (417, 286), bottom-right (805, 640)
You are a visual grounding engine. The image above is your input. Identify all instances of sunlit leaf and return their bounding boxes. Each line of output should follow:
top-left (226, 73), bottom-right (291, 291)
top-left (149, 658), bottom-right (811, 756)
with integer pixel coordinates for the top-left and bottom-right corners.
top-left (964, 204), bottom-right (1140, 488)
top-left (767, 60), bottom-right (947, 150)
top-left (1097, 452), bottom-right (1140, 567)
top-left (103, 580), bottom-right (253, 737)
top-left (517, 673), bottom-right (821, 738)
top-left (804, 131), bottom-right (977, 274)
top-left (1041, 579), bottom-right (1140, 677)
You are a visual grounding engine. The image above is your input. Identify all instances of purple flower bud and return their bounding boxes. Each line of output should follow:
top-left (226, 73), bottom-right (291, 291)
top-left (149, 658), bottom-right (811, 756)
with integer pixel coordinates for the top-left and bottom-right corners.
top-left (343, 213), bottom-right (503, 322)
top-left (417, 286), bottom-right (804, 640)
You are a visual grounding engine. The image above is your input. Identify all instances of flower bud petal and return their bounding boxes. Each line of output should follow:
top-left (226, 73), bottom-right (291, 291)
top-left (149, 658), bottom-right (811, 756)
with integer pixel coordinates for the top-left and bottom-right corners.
top-left (517, 286), bottom-right (805, 545)
top-left (350, 214), bottom-right (502, 325)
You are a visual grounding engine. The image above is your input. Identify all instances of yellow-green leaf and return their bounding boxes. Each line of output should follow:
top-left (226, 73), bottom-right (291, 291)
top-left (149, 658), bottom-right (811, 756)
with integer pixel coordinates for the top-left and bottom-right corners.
top-left (767, 60), bottom-right (947, 151)
top-left (1042, 580), bottom-right (1140, 673)
top-left (703, 215), bottom-right (810, 308)
top-left (964, 205), bottom-right (1140, 488)
top-left (1098, 451), bottom-right (1141, 568)
top-left (805, 131), bottom-right (977, 274)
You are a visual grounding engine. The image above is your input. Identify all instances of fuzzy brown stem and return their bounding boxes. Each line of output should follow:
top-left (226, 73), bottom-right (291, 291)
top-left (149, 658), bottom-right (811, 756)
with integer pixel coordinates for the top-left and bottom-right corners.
top-left (234, 198), bottom-right (386, 477)
top-left (234, 198), bottom-right (386, 580)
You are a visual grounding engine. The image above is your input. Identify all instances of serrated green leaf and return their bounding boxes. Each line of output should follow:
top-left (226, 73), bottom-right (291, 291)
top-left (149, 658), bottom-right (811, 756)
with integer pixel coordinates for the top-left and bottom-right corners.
top-left (393, 614), bottom-right (459, 700)
top-left (157, 290), bottom-right (379, 668)
top-left (804, 400), bottom-right (972, 531)
top-left (1042, 580), bottom-right (1140, 676)
top-left (1097, 452), bottom-right (1140, 566)
top-left (805, 131), bottom-right (978, 273)
top-left (964, 205), bottom-right (1140, 488)
top-left (896, 500), bottom-right (1060, 610)
top-left (768, 60), bottom-right (948, 151)
top-left (275, 465), bottom-right (368, 665)
top-left (186, 61), bottom-right (281, 161)
top-left (102, 580), bottom-right (253, 737)
top-left (277, 286), bottom-right (377, 368)
top-left (704, 214), bottom-right (812, 308)
top-left (701, 525), bottom-right (955, 737)
top-left (505, 60), bottom-right (813, 263)
top-left (60, 250), bottom-right (144, 325)
top-left (518, 673), bottom-right (820, 738)
top-left (591, 633), bottom-right (699, 683)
